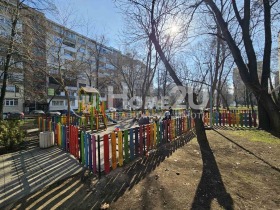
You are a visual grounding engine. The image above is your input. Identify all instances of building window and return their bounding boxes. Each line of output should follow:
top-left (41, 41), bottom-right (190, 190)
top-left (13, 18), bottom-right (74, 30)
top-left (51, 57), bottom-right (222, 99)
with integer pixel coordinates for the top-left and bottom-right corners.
top-left (78, 38), bottom-right (85, 45)
top-left (64, 50), bottom-right (75, 58)
top-left (63, 40), bottom-right (75, 48)
top-left (52, 100), bottom-right (64, 106)
top-left (49, 68), bottom-right (58, 74)
top-left (52, 24), bottom-right (62, 33)
top-left (5, 98), bottom-right (18, 106)
top-left (66, 31), bottom-right (76, 40)
top-left (53, 35), bottom-right (62, 44)
top-left (78, 47), bottom-right (86, 53)
top-left (66, 100), bottom-right (75, 106)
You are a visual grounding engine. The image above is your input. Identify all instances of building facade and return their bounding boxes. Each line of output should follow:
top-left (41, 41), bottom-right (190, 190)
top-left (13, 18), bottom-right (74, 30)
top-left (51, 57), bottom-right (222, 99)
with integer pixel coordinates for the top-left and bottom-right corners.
top-left (232, 61), bottom-right (263, 106)
top-left (0, 0), bottom-right (149, 114)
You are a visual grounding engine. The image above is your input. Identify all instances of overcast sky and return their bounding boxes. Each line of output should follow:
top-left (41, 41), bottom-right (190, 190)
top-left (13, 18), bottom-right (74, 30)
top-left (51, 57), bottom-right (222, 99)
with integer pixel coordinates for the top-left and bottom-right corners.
top-left (49, 0), bottom-right (125, 49)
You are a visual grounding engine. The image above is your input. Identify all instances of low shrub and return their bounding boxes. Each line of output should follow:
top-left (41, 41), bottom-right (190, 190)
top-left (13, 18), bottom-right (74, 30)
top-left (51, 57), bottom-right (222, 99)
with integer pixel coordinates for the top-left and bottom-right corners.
top-left (0, 120), bottom-right (25, 150)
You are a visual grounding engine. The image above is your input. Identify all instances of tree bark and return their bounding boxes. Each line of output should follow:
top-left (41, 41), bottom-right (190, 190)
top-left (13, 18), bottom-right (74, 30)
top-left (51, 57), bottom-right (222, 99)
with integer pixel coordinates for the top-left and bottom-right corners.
top-left (204, 0), bottom-right (280, 137)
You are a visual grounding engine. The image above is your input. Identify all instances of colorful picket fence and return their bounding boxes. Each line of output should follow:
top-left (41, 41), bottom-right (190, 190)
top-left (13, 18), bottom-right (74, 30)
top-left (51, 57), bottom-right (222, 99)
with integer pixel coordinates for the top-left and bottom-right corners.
top-left (37, 108), bottom-right (258, 178)
top-left (203, 110), bottom-right (258, 127)
top-left (43, 116), bottom-right (190, 177)
top-left (106, 109), bottom-right (185, 121)
top-left (37, 109), bottom-right (186, 131)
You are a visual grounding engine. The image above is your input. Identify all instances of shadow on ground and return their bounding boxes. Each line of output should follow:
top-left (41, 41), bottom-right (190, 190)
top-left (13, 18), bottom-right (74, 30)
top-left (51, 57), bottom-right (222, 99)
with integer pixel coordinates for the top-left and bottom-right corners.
top-left (214, 129), bottom-right (280, 173)
top-left (9, 128), bottom-right (240, 210)
top-left (191, 129), bottom-right (234, 210)
top-left (1, 138), bottom-right (82, 209)
top-left (9, 132), bottom-right (195, 209)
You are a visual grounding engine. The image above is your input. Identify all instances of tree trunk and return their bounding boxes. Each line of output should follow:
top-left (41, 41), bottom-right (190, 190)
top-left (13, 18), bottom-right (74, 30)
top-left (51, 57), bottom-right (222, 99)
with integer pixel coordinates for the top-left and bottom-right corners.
top-left (0, 6), bottom-right (18, 120)
top-left (258, 93), bottom-right (280, 136)
top-left (141, 94), bottom-right (146, 114)
top-left (249, 93), bottom-right (254, 113)
top-left (65, 89), bottom-right (71, 126)
top-left (149, 30), bottom-right (208, 141)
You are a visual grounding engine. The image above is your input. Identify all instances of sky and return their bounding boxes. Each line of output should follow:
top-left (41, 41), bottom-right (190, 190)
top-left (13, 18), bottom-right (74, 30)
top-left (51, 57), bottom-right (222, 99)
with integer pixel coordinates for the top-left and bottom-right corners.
top-left (49, 0), bottom-right (125, 49)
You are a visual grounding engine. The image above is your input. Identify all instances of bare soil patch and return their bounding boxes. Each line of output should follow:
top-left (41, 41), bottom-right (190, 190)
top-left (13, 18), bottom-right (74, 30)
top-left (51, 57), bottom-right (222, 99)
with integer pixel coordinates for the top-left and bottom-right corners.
top-left (7, 129), bottom-right (280, 210)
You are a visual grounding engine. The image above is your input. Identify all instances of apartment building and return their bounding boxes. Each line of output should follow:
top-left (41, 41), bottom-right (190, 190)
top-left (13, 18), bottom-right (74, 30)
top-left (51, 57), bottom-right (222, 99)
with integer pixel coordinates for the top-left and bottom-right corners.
top-left (0, 0), bottom-right (148, 113)
top-left (232, 61), bottom-right (263, 106)
top-left (46, 20), bottom-right (120, 111)
top-left (0, 0), bottom-right (26, 113)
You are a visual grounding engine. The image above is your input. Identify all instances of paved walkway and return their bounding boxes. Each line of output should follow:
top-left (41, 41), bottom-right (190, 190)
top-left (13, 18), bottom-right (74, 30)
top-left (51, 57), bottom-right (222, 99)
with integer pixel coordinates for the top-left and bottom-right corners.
top-left (0, 117), bottom-right (158, 208)
top-left (0, 143), bottom-right (83, 208)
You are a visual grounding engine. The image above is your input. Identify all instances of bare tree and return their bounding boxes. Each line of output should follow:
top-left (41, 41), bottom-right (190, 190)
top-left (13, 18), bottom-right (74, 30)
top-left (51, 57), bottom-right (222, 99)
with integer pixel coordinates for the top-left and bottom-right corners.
top-left (203, 0), bottom-right (280, 136)
top-left (0, 0), bottom-right (55, 119)
top-left (85, 35), bottom-right (107, 89)
top-left (118, 0), bottom-right (209, 144)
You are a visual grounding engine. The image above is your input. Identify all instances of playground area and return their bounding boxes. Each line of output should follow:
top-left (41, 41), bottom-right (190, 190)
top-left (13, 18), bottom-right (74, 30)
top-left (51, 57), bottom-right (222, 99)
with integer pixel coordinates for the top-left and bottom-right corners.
top-left (0, 106), bottom-right (265, 208)
top-left (6, 129), bottom-right (280, 210)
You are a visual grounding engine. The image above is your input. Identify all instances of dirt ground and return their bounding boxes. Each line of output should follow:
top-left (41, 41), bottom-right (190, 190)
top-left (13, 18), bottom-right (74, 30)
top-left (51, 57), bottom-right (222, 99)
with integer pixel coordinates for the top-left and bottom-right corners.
top-left (7, 129), bottom-right (280, 210)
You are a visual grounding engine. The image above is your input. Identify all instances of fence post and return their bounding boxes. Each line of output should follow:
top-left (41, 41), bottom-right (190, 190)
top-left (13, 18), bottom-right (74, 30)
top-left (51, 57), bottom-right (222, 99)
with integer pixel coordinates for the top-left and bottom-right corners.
top-left (85, 132), bottom-right (88, 167)
top-left (249, 111), bottom-right (252, 127)
top-left (130, 128), bottom-right (134, 160)
top-left (97, 135), bottom-right (101, 178)
top-left (153, 123), bottom-right (157, 147)
top-left (124, 130), bottom-right (129, 162)
top-left (135, 127), bottom-right (139, 157)
top-left (147, 125), bottom-right (150, 151)
top-left (139, 126), bottom-right (143, 156)
top-left (253, 111), bottom-right (257, 127)
top-left (244, 111), bottom-right (248, 127)
top-left (156, 122), bottom-right (160, 146)
top-left (81, 131), bottom-right (85, 165)
top-left (104, 134), bottom-right (110, 174)
top-left (87, 133), bottom-right (91, 169)
top-left (91, 135), bottom-right (96, 173)
top-left (111, 132), bottom-right (117, 170)
top-left (118, 131), bottom-right (124, 166)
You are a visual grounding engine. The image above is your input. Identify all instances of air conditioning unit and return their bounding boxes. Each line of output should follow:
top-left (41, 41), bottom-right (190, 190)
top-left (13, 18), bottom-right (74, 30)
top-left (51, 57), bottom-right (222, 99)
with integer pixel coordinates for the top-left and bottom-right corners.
top-left (39, 131), bottom-right (55, 148)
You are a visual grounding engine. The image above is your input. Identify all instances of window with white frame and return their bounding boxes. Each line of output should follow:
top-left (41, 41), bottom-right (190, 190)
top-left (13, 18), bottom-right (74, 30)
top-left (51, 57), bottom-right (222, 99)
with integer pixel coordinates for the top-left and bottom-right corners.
top-left (5, 98), bottom-right (18, 106)
top-left (52, 100), bottom-right (64, 106)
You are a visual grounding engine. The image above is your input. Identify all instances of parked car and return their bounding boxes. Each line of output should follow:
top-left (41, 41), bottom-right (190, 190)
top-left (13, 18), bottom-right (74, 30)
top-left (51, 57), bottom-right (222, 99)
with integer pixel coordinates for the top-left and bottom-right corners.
top-left (116, 107), bottom-right (124, 112)
top-left (29, 110), bottom-right (45, 117)
top-left (106, 107), bottom-right (117, 112)
top-left (59, 109), bottom-right (76, 116)
top-left (46, 111), bottom-right (61, 117)
top-left (6, 111), bottom-right (24, 120)
top-left (132, 106), bottom-right (141, 111)
top-left (123, 105), bottom-right (131, 111)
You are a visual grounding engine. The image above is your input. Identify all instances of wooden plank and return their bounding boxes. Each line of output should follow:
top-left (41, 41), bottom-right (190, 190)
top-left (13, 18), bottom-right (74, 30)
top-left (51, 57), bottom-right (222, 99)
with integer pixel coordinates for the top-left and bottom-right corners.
top-left (124, 130), bottom-right (129, 162)
top-left (92, 134), bottom-right (96, 173)
top-left (130, 128), bottom-right (134, 160)
top-left (139, 126), bottom-right (143, 156)
top-left (103, 134), bottom-right (110, 174)
top-left (111, 132), bottom-right (117, 170)
top-left (135, 127), bottom-right (139, 157)
top-left (118, 131), bottom-right (124, 166)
